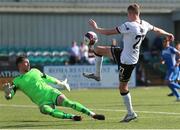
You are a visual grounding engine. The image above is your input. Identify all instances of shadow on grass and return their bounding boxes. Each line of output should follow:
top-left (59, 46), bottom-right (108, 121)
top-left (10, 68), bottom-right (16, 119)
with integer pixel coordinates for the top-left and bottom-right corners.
top-left (0, 120), bottom-right (75, 129)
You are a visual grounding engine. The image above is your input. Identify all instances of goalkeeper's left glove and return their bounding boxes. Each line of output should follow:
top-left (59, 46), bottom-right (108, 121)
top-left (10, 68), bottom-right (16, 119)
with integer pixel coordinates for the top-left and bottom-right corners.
top-left (56, 78), bottom-right (71, 92)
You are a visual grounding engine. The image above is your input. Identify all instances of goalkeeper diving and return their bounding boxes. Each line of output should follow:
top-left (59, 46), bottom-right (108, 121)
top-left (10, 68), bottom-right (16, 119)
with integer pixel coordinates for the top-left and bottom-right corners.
top-left (3, 56), bottom-right (105, 121)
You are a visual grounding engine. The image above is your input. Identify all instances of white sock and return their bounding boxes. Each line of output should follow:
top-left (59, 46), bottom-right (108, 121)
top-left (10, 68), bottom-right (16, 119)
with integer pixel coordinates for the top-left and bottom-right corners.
top-left (95, 55), bottom-right (103, 77)
top-left (122, 92), bottom-right (134, 115)
top-left (90, 111), bottom-right (96, 116)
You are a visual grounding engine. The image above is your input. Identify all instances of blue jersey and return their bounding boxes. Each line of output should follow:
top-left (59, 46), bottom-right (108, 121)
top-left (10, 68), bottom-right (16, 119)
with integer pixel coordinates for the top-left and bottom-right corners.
top-left (162, 46), bottom-right (179, 81)
top-left (161, 46), bottom-right (178, 71)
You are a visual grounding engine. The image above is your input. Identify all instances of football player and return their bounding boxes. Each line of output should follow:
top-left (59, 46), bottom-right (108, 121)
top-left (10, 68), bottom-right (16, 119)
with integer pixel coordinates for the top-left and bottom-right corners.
top-left (161, 39), bottom-right (180, 100)
top-left (3, 56), bottom-right (105, 121)
top-left (83, 3), bottom-right (174, 122)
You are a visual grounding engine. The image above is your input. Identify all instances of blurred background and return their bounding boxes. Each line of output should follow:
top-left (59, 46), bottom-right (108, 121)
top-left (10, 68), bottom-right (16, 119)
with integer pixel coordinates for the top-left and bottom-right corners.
top-left (0, 0), bottom-right (180, 88)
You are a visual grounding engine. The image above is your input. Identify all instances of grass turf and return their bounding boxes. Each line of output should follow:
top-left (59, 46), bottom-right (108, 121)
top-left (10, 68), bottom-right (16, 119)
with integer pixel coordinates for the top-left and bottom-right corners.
top-left (0, 86), bottom-right (180, 129)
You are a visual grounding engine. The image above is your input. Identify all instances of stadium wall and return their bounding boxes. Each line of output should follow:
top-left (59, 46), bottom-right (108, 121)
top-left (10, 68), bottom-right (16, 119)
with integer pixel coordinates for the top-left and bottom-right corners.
top-left (44, 65), bottom-right (136, 89)
top-left (0, 12), bottom-right (173, 51)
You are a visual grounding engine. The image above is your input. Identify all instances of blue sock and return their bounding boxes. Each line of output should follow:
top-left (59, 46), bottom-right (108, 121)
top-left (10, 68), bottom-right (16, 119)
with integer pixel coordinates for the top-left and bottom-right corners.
top-left (169, 82), bottom-right (180, 89)
top-left (169, 82), bottom-right (180, 98)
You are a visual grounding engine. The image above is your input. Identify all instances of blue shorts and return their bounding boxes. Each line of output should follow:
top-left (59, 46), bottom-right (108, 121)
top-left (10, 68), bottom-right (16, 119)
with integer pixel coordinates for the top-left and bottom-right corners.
top-left (165, 67), bottom-right (179, 81)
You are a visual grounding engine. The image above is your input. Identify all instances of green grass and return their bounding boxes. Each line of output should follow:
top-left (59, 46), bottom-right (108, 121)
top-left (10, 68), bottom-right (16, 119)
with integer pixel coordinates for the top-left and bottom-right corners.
top-left (0, 86), bottom-right (180, 129)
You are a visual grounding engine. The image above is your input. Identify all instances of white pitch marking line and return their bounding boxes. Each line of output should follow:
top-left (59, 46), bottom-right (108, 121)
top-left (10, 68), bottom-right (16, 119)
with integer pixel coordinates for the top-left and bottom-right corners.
top-left (91, 108), bottom-right (180, 115)
top-left (0, 104), bottom-right (180, 115)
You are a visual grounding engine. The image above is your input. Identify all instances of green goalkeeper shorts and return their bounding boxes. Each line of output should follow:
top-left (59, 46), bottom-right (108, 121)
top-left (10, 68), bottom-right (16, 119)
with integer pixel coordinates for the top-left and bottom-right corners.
top-left (39, 88), bottom-right (62, 106)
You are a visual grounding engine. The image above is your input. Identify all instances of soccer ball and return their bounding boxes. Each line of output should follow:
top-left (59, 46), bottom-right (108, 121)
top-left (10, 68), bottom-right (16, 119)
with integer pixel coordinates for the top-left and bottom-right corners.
top-left (84, 31), bottom-right (98, 46)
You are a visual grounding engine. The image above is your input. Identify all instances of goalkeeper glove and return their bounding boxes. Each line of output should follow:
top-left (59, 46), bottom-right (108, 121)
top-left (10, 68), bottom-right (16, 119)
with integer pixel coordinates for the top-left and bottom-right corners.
top-left (3, 83), bottom-right (14, 100)
top-left (56, 78), bottom-right (71, 92)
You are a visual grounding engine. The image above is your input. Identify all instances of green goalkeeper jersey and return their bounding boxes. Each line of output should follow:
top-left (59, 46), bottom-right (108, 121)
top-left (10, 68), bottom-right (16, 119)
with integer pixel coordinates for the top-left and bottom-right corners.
top-left (13, 68), bottom-right (62, 106)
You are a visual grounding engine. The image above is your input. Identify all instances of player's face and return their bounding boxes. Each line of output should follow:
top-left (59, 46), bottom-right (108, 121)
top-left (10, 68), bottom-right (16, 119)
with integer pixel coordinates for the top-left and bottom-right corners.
top-left (127, 12), bottom-right (133, 21)
top-left (18, 58), bottom-right (30, 73)
top-left (176, 44), bottom-right (180, 51)
top-left (163, 39), bottom-right (170, 48)
top-left (127, 11), bottom-right (137, 21)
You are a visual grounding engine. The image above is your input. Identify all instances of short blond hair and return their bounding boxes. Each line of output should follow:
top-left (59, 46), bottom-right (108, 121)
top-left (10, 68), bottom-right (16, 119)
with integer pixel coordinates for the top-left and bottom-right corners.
top-left (127, 3), bottom-right (140, 15)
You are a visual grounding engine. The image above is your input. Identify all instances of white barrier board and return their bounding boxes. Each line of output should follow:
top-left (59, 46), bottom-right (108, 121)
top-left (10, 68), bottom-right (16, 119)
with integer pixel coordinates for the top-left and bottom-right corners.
top-left (44, 65), bottom-right (136, 89)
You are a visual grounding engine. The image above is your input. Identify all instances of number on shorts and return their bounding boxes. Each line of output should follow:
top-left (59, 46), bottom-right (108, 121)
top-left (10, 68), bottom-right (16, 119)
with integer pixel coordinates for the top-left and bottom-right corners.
top-left (119, 66), bottom-right (124, 75)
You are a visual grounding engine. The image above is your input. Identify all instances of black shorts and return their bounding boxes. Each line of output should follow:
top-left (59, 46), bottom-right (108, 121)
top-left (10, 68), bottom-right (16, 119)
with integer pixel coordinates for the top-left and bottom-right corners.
top-left (111, 45), bottom-right (136, 82)
top-left (111, 45), bottom-right (122, 68)
top-left (119, 63), bottom-right (136, 82)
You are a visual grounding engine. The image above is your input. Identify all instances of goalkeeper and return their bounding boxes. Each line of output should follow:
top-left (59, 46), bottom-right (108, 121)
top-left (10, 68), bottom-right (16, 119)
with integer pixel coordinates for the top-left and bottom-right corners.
top-left (3, 56), bottom-right (105, 121)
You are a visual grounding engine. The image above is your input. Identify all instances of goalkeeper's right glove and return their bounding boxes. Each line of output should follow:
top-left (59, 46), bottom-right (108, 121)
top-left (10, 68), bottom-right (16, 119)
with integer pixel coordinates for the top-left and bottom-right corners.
top-left (3, 83), bottom-right (14, 100)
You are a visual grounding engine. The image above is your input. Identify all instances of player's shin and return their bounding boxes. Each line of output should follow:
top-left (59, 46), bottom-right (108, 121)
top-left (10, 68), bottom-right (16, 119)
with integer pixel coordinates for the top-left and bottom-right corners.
top-left (40, 105), bottom-right (74, 119)
top-left (62, 98), bottom-right (95, 116)
top-left (121, 91), bottom-right (134, 115)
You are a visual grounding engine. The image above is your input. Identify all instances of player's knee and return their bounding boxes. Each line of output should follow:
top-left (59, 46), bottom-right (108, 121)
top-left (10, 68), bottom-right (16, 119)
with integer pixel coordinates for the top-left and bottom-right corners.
top-left (94, 48), bottom-right (102, 57)
top-left (39, 105), bottom-right (53, 115)
top-left (40, 107), bottom-right (48, 115)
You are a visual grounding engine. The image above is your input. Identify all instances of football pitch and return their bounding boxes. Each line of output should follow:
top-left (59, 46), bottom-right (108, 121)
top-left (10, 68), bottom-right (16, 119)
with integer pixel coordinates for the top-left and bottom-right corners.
top-left (0, 86), bottom-right (180, 129)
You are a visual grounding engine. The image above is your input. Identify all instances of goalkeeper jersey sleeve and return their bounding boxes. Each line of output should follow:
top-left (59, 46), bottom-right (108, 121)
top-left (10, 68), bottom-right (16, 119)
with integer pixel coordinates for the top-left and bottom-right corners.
top-left (41, 73), bottom-right (59, 84)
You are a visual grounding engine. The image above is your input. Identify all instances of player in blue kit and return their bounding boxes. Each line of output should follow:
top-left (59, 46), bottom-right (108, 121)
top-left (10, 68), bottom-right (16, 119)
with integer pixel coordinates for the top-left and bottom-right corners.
top-left (161, 38), bottom-right (180, 101)
top-left (175, 43), bottom-right (180, 83)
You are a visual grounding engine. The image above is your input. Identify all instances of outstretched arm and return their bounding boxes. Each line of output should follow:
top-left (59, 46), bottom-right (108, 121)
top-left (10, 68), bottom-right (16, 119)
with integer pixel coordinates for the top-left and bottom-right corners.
top-left (42, 73), bottom-right (70, 91)
top-left (41, 73), bottom-right (59, 84)
top-left (152, 27), bottom-right (174, 42)
top-left (89, 19), bottom-right (119, 35)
